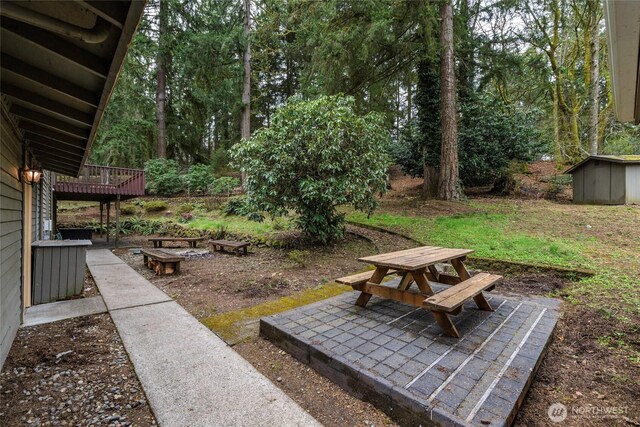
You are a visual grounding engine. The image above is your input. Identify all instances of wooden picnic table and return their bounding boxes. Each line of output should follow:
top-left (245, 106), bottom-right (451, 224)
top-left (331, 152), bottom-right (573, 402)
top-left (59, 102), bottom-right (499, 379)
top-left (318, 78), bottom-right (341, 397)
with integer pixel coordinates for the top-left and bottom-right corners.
top-left (336, 246), bottom-right (501, 337)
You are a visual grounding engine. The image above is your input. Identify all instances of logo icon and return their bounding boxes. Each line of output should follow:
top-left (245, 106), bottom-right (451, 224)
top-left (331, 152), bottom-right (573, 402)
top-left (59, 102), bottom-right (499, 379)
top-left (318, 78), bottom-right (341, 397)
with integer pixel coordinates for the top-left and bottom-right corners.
top-left (548, 403), bottom-right (568, 423)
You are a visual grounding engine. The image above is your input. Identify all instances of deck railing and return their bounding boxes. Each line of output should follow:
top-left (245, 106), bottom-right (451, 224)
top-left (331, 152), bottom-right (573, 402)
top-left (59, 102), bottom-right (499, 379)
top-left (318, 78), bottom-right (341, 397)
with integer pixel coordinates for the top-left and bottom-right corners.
top-left (54, 164), bottom-right (145, 196)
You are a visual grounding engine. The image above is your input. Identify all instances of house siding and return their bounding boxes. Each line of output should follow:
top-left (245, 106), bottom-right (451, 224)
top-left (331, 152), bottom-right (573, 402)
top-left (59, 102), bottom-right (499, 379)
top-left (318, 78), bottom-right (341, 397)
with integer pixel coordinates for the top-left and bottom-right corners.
top-left (1, 112), bottom-right (23, 367)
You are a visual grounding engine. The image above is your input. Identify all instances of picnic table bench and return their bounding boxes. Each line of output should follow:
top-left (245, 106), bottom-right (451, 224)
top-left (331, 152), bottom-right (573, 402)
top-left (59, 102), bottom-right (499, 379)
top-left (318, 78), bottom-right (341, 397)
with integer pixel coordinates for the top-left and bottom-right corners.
top-left (141, 248), bottom-right (185, 275)
top-left (148, 237), bottom-right (206, 248)
top-left (210, 239), bottom-right (250, 256)
top-left (336, 246), bottom-right (502, 337)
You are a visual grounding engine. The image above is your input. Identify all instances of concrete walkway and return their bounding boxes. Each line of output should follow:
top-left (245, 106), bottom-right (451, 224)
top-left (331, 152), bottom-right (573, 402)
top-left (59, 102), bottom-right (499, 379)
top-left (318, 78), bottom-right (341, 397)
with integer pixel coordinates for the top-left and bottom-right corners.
top-left (86, 249), bottom-right (320, 427)
top-left (23, 296), bottom-right (107, 327)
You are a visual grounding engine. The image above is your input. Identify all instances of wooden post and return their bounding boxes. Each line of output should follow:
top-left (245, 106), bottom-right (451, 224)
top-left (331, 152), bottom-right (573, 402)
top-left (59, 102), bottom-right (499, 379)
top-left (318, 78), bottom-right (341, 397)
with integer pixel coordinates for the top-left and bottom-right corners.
top-left (99, 202), bottom-right (104, 238)
top-left (106, 201), bottom-right (111, 243)
top-left (115, 195), bottom-right (120, 248)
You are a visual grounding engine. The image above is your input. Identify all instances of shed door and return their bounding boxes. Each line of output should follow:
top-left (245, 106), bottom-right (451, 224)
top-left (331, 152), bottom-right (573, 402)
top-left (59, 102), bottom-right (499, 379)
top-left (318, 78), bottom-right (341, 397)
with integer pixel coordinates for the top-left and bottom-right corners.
top-left (626, 165), bottom-right (640, 204)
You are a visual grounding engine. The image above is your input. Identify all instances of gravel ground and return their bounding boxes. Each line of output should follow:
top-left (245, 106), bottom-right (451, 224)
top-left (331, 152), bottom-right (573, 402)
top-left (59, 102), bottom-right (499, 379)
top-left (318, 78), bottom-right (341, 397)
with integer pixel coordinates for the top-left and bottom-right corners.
top-left (0, 314), bottom-right (156, 426)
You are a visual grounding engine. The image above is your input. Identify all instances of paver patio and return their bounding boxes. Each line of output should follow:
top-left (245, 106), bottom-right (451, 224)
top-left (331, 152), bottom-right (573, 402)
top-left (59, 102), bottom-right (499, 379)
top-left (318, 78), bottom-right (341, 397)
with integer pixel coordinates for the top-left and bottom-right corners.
top-left (261, 279), bottom-right (561, 426)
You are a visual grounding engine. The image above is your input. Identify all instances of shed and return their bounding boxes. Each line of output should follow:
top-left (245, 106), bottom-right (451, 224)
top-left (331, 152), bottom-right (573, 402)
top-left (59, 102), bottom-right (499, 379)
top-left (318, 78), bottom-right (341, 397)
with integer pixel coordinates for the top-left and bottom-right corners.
top-left (565, 155), bottom-right (640, 204)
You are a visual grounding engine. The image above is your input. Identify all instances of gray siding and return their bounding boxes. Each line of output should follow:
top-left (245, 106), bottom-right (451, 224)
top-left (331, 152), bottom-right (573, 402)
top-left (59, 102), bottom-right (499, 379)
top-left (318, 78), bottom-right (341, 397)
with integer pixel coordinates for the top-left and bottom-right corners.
top-left (626, 164), bottom-right (640, 204)
top-left (1, 113), bottom-right (23, 367)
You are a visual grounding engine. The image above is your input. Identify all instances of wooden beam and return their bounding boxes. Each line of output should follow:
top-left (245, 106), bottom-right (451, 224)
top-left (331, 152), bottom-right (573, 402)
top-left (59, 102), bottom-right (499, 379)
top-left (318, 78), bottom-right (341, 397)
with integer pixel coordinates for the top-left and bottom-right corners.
top-left (355, 266), bottom-right (389, 307)
top-left (353, 282), bottom-right (427, 307)
top-left (431, 311), bottom-right (460, 338)
top-left (19, 122), bottom-right (86, 148)
top-left (81, 1), bottom-right (128, 29)
top-left (11, 105), bottom-right (91, 139)
top-left (2, 84), bottom-right (94, 126)
top-left (1, 19), bottom-right (109, 78)
top-left (25, 133), bottom-right (86, 158)
top-left (1, 54), bottom-right (100, 107)
top-left (31, 147), bottom-right (84, 165)
top-left (40, 159), bottom-right (79, 176)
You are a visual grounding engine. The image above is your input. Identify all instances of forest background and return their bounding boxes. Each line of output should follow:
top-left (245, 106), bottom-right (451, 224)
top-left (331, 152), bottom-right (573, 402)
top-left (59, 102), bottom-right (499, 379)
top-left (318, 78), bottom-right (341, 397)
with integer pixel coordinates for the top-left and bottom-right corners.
top-left (90, 0), bottom-right (640, 193)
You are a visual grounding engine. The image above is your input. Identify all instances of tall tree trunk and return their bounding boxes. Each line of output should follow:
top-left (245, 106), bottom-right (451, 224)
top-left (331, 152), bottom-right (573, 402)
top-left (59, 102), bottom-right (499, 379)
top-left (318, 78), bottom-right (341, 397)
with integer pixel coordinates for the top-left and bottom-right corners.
top-left (156, 0), bottom-right (168, 159)
top-left (241, 0), bottom-right (251, 186)
top-left (407, 71), bottom-right (412, 124)
top-left (438, 0), bottom-right (460, 200)
top-left (588, 8), bottom-right (600, 155)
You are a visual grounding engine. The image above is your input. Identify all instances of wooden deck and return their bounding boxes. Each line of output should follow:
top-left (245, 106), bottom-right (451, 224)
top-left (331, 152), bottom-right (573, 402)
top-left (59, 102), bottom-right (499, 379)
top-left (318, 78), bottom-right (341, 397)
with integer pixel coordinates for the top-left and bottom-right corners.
top-left (53, 164), bottom-right (145, 201)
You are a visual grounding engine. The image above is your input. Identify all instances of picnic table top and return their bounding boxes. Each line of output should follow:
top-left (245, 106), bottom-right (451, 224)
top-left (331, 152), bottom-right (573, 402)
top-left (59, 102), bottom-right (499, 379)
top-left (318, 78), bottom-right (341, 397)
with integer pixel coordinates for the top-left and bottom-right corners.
top-left (148, 237), bottom-right (206, 241)
top-left (358, 246), bottom-right (473, 270)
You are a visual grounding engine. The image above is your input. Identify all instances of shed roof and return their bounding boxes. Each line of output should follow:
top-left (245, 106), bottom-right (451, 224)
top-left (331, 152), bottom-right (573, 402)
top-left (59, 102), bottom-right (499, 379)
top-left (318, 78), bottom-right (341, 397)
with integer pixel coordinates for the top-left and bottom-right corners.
top-left (0, 1), bottom-right (146, 177)
top-left (565, 155), bottom-right (640, 174)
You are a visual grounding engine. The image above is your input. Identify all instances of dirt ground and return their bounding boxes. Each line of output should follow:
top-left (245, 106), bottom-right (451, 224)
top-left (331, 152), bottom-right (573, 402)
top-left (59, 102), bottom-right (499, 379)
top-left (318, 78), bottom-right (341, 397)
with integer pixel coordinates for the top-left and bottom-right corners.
top-left (516, 302), bottom-right (640, 427)
top-left (114, 225), bottom-right (416, 318)
top-left (0, 315), bottom-right (156, 427)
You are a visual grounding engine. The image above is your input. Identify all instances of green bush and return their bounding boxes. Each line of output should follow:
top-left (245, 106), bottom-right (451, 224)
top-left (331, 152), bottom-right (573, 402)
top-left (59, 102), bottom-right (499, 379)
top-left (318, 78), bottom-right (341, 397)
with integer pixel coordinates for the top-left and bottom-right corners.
top-left (145, 159), bottom-right (184, 196)
top-left (222, 197), bottom-right (252, 216)
top-left (177, 203), bottom-right (195, 215)
top-left (212, 224), bottom-right (227, 239)
top-left (120, 204), bottom-right (137, 215)
top-left (120, 217), bottom-right (165, 235)
top-left (231, 95), bottom-right (390, 243)
top-left (144, 200), bottom-right (168, 212)
top-left (186, 164), bottom-right (214, 195)
top-left (208, 176), bottom-right (240, 196)
top-left (272, 217), bottom-right (288, 231)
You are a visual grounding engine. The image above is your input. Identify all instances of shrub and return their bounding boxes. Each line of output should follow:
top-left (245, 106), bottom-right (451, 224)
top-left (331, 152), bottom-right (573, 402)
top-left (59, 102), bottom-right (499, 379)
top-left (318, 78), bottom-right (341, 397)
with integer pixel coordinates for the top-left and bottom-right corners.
top-left (177, 203), bottom-right (195, 215)
top-left (222, 197), bottom-right (252, 216)
top-left (120, 218), bottom-right (165, 235)
top-left (208, 176), bottom-right (240, 196)
top-left (186, 164), bottom-right (214, 195)
top-left (145, 159), bottom-right (184, 196)
top-left (272, 217), bottom-right (288, 231)
top-left (120, 204), bottom-right (137, 215)
top-left (231, 95), bottom-right (390, 243)
top-left (144, 200), bottom-right (168, 212)
top-left (212, 224), bottom-right (227, 239)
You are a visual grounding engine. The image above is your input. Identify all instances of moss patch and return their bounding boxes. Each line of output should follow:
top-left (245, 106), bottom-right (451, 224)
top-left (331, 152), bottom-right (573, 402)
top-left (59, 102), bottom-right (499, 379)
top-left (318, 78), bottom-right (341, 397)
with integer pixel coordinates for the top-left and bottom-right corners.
top-left (201, 282), bottom-right (351, 343)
